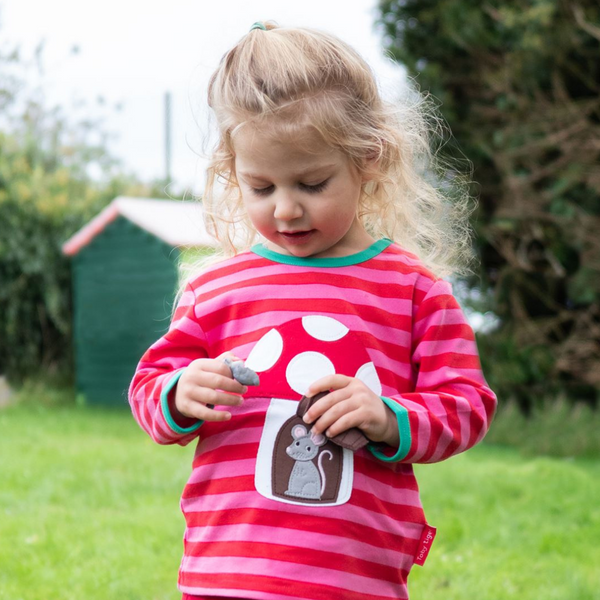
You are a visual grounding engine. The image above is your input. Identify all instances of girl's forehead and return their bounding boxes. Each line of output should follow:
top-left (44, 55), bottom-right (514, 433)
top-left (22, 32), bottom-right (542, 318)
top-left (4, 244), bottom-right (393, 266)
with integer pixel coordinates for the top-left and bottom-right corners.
top-left (233, 122), bottom-right (338, 161)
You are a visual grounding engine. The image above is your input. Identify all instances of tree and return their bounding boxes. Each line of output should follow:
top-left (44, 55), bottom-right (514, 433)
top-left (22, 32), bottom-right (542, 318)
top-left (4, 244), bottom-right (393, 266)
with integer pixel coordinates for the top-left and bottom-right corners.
top-left (377, 0), bottom-right (600, 405)
top-left (0, 38), bottom-right (140, 382)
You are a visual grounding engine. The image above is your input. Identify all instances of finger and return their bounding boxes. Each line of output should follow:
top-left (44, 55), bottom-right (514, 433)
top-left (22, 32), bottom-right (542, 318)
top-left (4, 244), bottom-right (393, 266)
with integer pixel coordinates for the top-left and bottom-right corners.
top-left (320, 409), bottom-right (366, 439)
top-left (193, 358), bottom-right (238, 380)
top-left (187, 387), bottom-right (246, 408)
top-left (307, 374), bottom-right (351, 398)
top-left (180, 400), bottom-right (234, 422)
top-left (303, 388), bottom-right (352, 424)
top-left (187, 365), bottom-right (247, 394)
top-left (216, 351), bottom-right (242, 362)
top-left (308, 399), bottom-right (355, 436)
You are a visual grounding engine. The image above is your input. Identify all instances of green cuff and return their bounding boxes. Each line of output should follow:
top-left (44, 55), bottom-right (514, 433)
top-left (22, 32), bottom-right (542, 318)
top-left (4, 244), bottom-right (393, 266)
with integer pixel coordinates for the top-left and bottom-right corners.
top-left (160, 370), bottom-right (203, 435)
top-left (367, 396), bottom-right (412, 462)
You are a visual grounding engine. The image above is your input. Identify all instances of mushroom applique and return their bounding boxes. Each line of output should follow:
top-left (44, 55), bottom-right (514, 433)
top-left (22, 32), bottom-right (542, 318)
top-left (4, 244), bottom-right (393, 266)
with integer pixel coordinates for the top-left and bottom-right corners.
top-left (245, 315), bottom-right (382, 400)
top-left (250, 315), bottom-right (382, 507)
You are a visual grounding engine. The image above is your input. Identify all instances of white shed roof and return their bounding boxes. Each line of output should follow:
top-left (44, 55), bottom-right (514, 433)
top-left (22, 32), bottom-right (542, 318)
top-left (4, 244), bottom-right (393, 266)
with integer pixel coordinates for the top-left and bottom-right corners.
top-left (62, 196), bottom-right (218, 256)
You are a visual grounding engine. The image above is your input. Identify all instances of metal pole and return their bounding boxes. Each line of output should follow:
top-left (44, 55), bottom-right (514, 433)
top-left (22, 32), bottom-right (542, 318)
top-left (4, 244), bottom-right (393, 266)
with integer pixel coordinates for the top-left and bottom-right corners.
top-left (165, 91), bottom-right (172, 184)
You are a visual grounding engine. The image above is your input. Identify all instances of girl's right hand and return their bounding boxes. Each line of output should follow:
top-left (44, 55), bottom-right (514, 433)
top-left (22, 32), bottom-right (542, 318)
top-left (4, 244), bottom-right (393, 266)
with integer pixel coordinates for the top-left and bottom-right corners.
top-left (173, 356), bottom-right (247, 423)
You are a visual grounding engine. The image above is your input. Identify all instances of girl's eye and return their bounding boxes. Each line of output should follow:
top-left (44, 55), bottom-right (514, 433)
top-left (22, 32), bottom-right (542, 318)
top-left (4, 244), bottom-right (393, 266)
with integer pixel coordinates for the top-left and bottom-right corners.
top-left (301, 179), bottom-right (329, 194)
top-left (249, 179), bottom-right (329, 196)
top-left (251, 185), bottom-right (274, 196)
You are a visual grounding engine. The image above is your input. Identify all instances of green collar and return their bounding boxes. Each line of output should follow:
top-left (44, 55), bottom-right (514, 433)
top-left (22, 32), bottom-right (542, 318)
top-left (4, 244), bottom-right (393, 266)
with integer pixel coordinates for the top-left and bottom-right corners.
top-left (251, 238), bottom-right (393, 267)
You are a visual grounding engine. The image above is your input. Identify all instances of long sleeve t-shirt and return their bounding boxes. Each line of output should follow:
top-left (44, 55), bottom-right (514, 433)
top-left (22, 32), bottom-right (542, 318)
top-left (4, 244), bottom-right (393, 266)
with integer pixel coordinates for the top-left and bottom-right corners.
top-left (129, 239), bottom-right (497, 600)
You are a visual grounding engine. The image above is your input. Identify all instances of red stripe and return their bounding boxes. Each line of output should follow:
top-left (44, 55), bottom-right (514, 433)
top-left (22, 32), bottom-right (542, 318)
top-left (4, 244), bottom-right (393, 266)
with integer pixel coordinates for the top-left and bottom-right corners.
top-left (191, 443), bottom-right (260, 469)
top-left (179, 572), bottom-right (408, 600)
top-left (201, 298), bottom-right (413, 336)
top-left (193, 411), bottom-right (266, 441)
top-left (354, 455), bottom-right (419, 489)
top-left (194, 268), bottom-right (425, 304)
top-left (188, 253), bottom-right (263, 285)
top-left (183, 540), bottom-right (401, 583)
top-left (183, 475), bottom-right (255, 498)
top-left (349, 488), bottom-right (425, 523)
top-left (182, 474), bottom-right (425, 525)
top-left (415, 293), bottom-right (458, 321)
top-left (416, 323), bottom-right (475, 343)
top-left (419, 352), bottom-right (482, 371)
top-left (184, 507), bottom-right (419, 553)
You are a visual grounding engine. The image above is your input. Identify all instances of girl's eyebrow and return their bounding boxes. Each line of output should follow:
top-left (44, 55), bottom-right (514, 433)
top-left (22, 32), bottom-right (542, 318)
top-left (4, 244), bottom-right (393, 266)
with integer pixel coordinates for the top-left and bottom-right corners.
top-left (239, 164), bottom-right (337, 181)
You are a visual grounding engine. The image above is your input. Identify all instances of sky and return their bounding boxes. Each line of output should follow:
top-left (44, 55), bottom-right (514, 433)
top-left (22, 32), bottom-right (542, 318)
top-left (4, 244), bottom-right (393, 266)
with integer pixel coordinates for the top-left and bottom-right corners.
top-left (2, 0), bottom-right (407, 195)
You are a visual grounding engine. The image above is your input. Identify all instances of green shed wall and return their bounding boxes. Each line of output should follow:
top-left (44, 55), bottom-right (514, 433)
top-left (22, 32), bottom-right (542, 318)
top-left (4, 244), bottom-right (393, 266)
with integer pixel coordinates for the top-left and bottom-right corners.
top-left (72, 217), bottom-right (180, 405)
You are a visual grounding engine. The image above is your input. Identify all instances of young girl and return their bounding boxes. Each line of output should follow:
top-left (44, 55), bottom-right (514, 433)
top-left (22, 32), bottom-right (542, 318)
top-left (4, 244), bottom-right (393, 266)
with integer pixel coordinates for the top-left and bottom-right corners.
top-left (129, 21), bottom-right (496, 600)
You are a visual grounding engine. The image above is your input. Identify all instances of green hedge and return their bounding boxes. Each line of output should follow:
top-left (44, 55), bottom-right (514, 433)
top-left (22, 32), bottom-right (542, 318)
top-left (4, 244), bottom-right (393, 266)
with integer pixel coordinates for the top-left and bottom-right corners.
top-left (0, 131), bottom-right (134, 382)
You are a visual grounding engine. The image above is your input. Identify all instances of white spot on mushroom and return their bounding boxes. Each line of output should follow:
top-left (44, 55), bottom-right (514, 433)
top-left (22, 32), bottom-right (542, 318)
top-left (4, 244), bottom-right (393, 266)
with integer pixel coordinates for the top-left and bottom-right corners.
top-left (245, 328), bottom-right (284, 373)
top-left (301, 315), bottom-right (349, 341)
top-left (355, 362), bottom-right (382, 395)
top-left (286, 351), bottom-right (335, 396)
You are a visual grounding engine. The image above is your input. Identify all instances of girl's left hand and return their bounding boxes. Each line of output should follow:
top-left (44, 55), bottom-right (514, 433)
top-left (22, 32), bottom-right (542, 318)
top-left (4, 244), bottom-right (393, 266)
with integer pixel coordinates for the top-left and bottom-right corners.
top-left (304, 375), bottom-right (399, 447)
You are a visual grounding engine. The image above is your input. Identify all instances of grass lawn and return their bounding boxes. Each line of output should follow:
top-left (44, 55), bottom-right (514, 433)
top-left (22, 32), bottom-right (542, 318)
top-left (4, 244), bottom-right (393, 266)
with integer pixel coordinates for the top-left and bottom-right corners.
top-left (1, 395), bottom-right (599, 600)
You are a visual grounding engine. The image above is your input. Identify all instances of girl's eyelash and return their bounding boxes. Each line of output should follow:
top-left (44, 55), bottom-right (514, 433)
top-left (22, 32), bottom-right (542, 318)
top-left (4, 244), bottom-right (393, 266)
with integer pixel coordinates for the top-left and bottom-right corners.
top-left (250, 180), bottom-right (329, 196)
top-left (251, 186), bottom-right (274, 196)
top-left (301, 180), bottom-right (329, 193)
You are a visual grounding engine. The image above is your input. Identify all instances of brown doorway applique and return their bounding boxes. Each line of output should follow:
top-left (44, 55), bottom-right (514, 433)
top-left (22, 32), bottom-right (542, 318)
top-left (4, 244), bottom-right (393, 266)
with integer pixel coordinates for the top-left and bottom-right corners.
top-left (270, 393), bottom-right (369, 505)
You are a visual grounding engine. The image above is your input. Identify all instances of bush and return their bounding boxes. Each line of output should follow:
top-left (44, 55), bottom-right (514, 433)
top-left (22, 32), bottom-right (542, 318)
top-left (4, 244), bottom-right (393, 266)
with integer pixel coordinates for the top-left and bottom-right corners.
top-left (377, 0), bottom-right (600, 405)
top-left (0, 37), bottom-right (144, 382)
top-left (0, 130), bottom-right (131, 381)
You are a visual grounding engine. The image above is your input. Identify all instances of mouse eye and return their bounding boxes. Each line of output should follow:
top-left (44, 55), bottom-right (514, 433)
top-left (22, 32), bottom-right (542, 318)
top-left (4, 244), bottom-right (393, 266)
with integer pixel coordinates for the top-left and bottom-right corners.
top-left (307, 446), bottom-right (312, 452)
top-left (295, 441), bottom-right (300, 446)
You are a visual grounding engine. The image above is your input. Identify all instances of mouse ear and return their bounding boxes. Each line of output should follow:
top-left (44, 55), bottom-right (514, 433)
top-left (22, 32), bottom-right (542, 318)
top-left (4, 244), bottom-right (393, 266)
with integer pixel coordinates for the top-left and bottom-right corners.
top-left (291, 425), bottom-right (308, 439)
top-left (310, 432), bottom-right (327, 446)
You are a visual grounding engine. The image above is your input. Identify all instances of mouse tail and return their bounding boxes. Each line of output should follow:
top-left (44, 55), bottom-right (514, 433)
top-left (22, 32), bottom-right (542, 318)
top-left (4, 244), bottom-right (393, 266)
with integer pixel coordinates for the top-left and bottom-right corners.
top-left (318, 450), bottom-right (333, 498)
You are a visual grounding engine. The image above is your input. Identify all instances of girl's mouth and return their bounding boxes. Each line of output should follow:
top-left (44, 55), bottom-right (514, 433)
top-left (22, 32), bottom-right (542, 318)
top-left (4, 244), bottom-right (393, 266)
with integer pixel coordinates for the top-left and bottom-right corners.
top-left (278, 230), bottom-right (315, 244)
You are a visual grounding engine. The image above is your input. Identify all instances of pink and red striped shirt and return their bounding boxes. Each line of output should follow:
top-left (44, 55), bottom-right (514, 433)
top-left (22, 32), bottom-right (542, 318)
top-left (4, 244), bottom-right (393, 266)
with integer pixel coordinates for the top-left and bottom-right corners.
top-left (129, 239), bottom-right (496, 600)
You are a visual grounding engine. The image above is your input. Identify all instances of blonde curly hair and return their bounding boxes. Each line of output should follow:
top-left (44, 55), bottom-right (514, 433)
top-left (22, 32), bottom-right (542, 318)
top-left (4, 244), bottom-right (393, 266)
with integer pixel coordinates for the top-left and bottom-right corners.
top-left (202, 21), bottom-right (474, 277)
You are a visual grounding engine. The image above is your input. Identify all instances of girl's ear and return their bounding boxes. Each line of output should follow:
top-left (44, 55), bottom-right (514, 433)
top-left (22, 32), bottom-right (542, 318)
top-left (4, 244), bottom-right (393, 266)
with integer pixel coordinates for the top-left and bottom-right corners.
top-left (360, 152), bottom-right (381, 183)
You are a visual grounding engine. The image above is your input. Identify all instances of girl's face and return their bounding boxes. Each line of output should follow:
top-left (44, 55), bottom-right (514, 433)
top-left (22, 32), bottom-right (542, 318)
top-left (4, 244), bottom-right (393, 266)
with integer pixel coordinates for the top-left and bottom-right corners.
top-left (233, 124), bottom-right (375, 259)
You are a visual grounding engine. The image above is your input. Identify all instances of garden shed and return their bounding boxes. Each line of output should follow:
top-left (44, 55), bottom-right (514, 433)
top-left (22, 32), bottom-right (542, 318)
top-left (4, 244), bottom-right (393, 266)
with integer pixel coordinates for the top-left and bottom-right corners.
top-left (62, 196), bottom-right (216, 406)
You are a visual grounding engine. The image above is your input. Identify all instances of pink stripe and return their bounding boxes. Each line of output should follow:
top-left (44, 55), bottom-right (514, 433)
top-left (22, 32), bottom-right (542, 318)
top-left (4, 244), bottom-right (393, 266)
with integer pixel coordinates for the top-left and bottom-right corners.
top-left (194, 426), bottom-right (263, 455)
top-left (414, 308), bottom-right (467, 335)
top-left (393, 396), bottom-right (431, 462)
top-left (377, 247), bottom-right (429, 270)
top-left (205, 309), bottom-right (412, 351)
top-left (185, 523), bottom-right (415, 570)
top-left (179, 585), bottom-right (326, 600)
top-left (353, 471), bottom-right (422, 508)
top-left (193, 252), bottom-right (262, 281)
top-left (188, 248), bottom-right (430, 295)
top-left (396, 392), bottom-right (461, 463)
top-left (138, 353), bottom-right (191, 371)
top-left (368, 348), bottom-right (413, 381)
top-left (199, 282), bottom-right (415, 315)
top-left (178, 289), bottom-right (196, 307)
top-left (181, 491), bottom-right (424, 537)
top-left (185, 452), bottom-right (423, 509)
top-left (187, 458), bottom-right (256, 484)
top-left (417, 338), bottom-right (480, 358)
top-left (417, 367), bottom-right (488, 388)
top-left (182, 555), bottom-right (406, 598)
top-left (416, 278), bottom-right (452, 299)
top-left (168, 315), bottom-right (206, 340)
top-left (413, 395), bottom-right (450, 462)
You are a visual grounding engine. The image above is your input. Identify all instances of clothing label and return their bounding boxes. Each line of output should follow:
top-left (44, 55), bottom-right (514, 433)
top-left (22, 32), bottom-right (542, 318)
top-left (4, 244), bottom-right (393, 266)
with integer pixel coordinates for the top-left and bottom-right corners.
top-left (414, 525), bottom-right (437, 566)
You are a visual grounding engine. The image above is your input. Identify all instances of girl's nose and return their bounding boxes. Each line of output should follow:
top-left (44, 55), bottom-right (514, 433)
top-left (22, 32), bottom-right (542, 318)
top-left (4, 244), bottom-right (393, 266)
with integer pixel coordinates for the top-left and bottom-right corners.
top-left (273, 193), bottom-right (303, 221)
